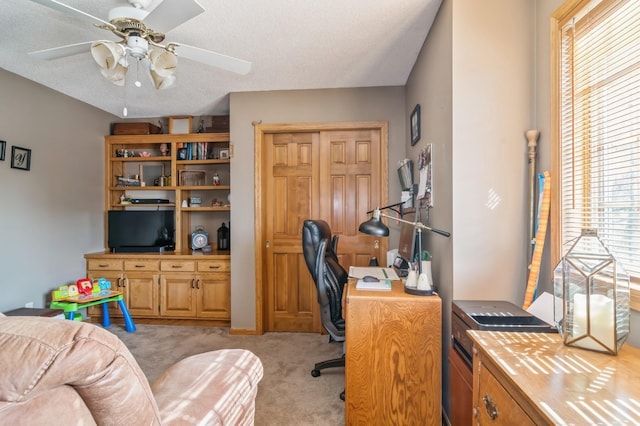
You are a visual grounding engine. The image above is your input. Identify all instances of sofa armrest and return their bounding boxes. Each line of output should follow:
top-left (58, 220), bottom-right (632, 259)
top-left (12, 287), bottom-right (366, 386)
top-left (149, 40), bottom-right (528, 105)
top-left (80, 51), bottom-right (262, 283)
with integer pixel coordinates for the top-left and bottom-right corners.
top-left (151, 349), bottom-right (263, 426)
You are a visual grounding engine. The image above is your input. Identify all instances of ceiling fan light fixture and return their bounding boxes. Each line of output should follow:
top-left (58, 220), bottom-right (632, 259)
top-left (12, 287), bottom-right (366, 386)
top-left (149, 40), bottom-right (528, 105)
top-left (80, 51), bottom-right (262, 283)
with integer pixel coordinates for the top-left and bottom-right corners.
top-left (149, 49), bottom-right (177, 76)
top-left (149, 48), bottom-right (177, 89)
top-left (100, 62), bottom-right (128, 86)
top-left (90, 41), bottom-right (125, 70)
top-left (150, 70), bottom-right (176, 89)
top-left (127, 35), bottom-right (149, 59)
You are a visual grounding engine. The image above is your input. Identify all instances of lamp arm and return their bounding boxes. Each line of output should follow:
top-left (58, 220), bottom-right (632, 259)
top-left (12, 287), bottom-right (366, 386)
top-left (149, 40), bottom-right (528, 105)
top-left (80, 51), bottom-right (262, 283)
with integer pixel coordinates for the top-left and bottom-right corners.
top-left (366, 201), bottom-right (405, 215)
top-left (378, 211), bottom-right (451, 238)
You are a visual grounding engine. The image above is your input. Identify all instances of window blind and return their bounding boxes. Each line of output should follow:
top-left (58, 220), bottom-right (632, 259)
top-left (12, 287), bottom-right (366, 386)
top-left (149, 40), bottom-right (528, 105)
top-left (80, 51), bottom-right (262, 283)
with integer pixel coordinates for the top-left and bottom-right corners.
top-left (559, 0), bottom-right (640, 279)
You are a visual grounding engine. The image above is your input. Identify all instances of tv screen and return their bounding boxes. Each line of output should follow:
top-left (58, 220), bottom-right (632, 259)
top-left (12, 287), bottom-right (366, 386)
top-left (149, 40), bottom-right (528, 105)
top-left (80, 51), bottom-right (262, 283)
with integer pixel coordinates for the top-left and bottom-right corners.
top-left (108, 210), bottom-right (175, 253)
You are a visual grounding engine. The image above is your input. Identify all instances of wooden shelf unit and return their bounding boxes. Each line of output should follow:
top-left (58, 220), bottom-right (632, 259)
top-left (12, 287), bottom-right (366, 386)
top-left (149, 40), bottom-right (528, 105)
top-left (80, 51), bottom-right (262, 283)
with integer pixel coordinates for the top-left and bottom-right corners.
top-left (85, 132), bottom-right (232, 326)
top-left (105, 132), bottom-right (231, 252)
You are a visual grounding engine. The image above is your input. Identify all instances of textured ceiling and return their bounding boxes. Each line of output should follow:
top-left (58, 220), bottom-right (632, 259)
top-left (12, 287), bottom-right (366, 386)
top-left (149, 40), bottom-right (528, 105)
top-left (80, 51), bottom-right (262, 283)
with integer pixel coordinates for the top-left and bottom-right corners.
top-left (0, 0), bottom-right (442, 119)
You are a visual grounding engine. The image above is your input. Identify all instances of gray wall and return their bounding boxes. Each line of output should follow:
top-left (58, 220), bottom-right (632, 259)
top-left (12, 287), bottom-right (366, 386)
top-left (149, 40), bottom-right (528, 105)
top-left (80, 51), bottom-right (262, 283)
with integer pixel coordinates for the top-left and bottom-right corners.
top-left (0, 68), bottom-right (114, 312)
top-left (409, 0), bottom-right (640, 417)
top-left (408, 0), bottom-right (538, 415)
top-left (229, 87), bottom-right (406, 330)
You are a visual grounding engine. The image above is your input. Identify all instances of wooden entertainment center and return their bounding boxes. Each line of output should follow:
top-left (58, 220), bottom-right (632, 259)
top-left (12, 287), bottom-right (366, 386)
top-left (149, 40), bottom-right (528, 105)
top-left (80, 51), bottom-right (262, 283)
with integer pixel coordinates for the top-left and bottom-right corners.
top-left (85, 129), bottom-right (231, 326)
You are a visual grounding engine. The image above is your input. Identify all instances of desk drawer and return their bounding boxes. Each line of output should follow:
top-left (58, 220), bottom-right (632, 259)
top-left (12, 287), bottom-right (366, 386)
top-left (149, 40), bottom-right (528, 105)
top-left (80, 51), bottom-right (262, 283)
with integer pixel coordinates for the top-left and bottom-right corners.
top-left (87, 259), bottom-right (123, 271)
top-left (475, 361), bottom-right (535, 425)
top-left (161, 260), bottom-right (195, 272)
top-left (124, 260), bottom-right (159, 271)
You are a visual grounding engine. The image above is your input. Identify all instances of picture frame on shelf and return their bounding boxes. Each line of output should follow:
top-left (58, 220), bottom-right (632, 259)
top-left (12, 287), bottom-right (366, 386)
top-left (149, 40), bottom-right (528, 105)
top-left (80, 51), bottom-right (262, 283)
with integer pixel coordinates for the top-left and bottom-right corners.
top-left (177, 147), bottom-right (188, 160)
top-left (0, 140), bottom-right (5, 161)
top-left (219, 149), bottom-right (229, 159)
top-left (410, 104), bottom-right (421, 146)
top-left (168, 116), bottom-right (192, 134)
top-left (11, 146), bottom-right (31, 170)
top-left (140, 164), bottom-right (165, 187)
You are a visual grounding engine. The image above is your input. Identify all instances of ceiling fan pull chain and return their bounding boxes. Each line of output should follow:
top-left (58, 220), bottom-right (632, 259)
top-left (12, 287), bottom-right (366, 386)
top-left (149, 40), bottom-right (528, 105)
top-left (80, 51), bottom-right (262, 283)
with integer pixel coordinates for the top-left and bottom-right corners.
top-left (123, 73), bottom-right (128, 117)
top-left (135, 58), bottom-right (142, 88)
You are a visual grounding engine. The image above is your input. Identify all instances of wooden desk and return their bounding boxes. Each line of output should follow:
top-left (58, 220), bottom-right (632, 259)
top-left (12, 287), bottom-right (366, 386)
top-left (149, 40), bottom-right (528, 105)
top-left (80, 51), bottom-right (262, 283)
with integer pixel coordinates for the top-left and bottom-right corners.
top-left (344, 279), bottom-right (442, 425)
top-left (468, 330), bottom-right (640, 425)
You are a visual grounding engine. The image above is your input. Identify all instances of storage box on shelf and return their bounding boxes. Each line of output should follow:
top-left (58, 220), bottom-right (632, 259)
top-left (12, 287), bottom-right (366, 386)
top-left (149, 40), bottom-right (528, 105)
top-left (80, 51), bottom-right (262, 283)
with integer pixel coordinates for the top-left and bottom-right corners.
top-left (86, 132), bottom-right (232, 326)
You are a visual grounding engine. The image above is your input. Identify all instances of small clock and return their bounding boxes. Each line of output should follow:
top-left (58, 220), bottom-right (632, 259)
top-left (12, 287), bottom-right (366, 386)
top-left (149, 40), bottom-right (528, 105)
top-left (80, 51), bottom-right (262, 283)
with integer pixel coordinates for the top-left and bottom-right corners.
top-left (191, 226), bottom-right (208, 250)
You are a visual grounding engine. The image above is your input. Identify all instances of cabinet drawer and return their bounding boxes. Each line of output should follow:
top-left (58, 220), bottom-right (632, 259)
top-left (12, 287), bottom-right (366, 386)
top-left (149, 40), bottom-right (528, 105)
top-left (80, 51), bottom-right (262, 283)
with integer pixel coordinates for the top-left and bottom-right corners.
top-left (124, 260), bottom-right (159, 271)
top-left (87, 259), bottom-right (123, 271)
top-left (476, 362), bottom-right (535, 425)
top-left (161, 260), bottom-right (196, 272)
top-left (197, 260), bottom-right (230, 272)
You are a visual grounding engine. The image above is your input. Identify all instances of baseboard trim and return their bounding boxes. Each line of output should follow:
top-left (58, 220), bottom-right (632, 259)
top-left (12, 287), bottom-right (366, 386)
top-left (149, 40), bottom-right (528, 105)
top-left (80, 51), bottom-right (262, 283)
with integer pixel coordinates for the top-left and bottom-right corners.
top-left (230, 328), bottom-right (261, 335)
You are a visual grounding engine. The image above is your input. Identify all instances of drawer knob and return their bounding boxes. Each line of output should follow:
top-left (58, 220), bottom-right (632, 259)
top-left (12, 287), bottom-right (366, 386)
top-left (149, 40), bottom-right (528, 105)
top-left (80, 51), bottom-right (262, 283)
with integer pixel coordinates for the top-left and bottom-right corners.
top-left (483, 395), bottom-right (499, 420)
top-left (171, 265), bottom-right (182, 269)
top-left (98, 264), bottom-right (109, 268)
top-left (209, 265), bottom-right (220, 269)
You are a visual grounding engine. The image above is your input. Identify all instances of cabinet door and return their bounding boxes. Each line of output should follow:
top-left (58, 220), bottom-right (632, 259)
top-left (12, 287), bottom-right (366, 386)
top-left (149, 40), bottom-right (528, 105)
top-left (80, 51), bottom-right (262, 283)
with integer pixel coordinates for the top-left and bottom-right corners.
top-left (196, 273), bottom-right (230, 319)
top-left (126, 272), bottom-right (159, 316)
top-left (160, 273), bottom-right (196, 317)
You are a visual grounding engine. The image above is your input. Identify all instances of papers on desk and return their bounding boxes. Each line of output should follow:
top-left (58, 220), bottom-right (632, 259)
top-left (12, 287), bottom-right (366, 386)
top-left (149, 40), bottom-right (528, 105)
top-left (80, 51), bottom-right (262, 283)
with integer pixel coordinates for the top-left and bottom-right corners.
top-left (348, 266), bottom-right (399, 281)
top-left (355, 279), bottom-right (392, 291)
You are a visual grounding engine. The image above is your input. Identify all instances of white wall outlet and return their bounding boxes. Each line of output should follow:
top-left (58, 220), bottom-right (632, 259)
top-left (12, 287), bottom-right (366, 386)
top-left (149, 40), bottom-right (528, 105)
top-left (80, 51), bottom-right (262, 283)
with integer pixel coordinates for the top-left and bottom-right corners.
top-left (25, 301), bottom-right (34, 308)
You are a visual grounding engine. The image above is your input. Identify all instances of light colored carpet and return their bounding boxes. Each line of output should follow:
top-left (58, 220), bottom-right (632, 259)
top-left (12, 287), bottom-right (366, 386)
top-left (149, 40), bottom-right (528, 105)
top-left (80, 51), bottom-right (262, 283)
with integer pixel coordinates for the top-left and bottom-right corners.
top-left (109, 324), bottom-right (345, 425)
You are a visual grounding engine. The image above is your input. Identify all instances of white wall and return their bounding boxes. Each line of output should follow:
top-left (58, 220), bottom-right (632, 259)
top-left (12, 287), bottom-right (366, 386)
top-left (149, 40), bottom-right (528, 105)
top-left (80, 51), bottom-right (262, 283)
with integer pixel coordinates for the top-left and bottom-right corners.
top-left (0, 68), bottom-right (114, 312)
top-left (229, 87), bottom-right (406, 330)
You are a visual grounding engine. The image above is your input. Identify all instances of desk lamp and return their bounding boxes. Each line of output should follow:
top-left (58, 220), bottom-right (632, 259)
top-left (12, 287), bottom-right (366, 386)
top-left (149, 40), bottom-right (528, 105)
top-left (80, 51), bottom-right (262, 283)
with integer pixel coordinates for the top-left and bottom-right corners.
top-left (359, 204), bottom-right (450, 295)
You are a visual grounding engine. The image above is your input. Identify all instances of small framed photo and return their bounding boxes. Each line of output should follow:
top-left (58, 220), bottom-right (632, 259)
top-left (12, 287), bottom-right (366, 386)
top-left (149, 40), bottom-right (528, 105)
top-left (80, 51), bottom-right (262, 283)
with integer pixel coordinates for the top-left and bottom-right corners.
top-left (169, 116), bottom-right (192, 134)
top-left (177, 147), bottom-right (188, 160)
top-left (410, 104), bottom-right (421, 146)
top-left (11, 146), bottom-right (31, 171)
top-left (219, 149), bottom-right (229, 159)
top-left (0, 140), bottom-right (5, 161)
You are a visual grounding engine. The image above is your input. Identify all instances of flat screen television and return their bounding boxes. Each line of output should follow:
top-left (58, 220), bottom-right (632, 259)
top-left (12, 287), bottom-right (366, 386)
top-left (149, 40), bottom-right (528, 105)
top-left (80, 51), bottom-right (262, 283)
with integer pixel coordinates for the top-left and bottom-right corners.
top-left (108, 210), bottom-right (175, 253)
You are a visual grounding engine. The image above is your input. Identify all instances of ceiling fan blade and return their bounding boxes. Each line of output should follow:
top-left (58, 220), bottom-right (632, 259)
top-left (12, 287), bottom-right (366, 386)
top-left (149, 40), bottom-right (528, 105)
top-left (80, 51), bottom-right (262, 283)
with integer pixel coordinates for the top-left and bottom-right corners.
top-left (143, 0), bottom-right (205, 34)
top-left (172, 44), bottom-right (252, 75)
top-left (29, 0), bottom-right (114, 30)
top-left (29, 41), bottom-right (98, 60)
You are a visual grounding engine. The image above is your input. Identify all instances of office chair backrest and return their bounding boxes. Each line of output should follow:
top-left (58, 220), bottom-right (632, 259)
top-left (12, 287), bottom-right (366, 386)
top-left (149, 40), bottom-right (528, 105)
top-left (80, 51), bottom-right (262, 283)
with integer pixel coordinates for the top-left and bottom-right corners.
top-left (302, 220), bottom-right (348, 340)
top-left (301, 220), bottom-right (339, 281)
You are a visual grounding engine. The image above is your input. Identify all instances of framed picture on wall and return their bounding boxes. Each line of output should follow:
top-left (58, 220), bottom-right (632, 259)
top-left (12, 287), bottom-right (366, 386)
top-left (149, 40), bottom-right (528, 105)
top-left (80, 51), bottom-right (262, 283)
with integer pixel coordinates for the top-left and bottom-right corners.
top-left (11, 146), bottom-right (31, 171)
top-left (0, 140), bottom-right (5, 161)
top-left (410, 104), bottom-right (421, 146)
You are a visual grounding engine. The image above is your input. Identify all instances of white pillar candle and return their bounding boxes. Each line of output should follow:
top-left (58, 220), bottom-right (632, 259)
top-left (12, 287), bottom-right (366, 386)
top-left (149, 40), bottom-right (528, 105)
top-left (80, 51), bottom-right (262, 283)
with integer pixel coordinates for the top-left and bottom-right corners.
top-left (572, 293), bottom-right (614, 351)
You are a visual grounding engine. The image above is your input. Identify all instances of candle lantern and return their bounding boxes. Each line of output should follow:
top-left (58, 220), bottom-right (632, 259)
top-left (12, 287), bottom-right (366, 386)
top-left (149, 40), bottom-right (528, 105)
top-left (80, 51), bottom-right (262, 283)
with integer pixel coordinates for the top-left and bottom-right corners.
top-left (553, 228), bottom-right (630, 355)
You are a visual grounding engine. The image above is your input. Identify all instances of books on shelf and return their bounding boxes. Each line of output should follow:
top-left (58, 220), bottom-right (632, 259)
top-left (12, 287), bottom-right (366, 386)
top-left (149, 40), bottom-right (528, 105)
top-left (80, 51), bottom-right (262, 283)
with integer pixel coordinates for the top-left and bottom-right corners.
top-left (355, 279), bottom-right (392, 291)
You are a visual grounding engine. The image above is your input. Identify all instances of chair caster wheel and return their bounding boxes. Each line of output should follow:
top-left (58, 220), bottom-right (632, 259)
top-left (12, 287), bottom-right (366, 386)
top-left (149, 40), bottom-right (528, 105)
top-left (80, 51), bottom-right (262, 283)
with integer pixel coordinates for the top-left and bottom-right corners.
top-left (311, 369), bottom-right (321, 377)
top-left (340, 391), bottom-right (345, 401)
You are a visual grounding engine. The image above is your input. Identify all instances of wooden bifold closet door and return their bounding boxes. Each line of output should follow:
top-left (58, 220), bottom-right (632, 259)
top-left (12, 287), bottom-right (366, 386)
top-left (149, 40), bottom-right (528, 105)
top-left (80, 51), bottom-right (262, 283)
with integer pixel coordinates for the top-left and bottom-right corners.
top-left (257, 122), bottom-right (388, 333)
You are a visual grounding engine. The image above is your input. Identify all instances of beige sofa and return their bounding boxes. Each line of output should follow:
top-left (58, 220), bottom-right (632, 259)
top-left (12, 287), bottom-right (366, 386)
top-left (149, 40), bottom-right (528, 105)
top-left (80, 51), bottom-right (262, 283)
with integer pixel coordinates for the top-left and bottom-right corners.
top-left (0, 312), bottom-right (263, 425)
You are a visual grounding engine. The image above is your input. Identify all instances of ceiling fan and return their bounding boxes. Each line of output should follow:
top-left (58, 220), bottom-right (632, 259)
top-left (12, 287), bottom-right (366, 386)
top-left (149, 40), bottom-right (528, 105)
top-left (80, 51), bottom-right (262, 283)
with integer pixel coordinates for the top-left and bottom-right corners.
top-left (28, 0), bottom-right (252, 91)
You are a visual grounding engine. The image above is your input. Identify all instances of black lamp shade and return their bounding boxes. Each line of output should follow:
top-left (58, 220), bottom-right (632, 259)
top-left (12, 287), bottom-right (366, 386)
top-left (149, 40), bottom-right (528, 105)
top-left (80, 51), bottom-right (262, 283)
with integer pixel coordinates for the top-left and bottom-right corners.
top-left (358, 217), bottom-right (390, 236)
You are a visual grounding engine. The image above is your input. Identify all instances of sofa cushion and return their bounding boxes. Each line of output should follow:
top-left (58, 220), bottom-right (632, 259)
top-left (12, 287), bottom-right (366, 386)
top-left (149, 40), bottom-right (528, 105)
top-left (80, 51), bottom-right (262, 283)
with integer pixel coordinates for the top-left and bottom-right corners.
top-left (0, 316), bottom-right (161, 424)
top-left (152, 349), bottom-right (263, 425)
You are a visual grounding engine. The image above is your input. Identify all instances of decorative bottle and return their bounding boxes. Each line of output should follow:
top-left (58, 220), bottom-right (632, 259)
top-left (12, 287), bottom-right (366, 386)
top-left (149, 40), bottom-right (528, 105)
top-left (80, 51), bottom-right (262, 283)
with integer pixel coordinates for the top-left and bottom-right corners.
top-left (217, 223), bottom-right (230, 250)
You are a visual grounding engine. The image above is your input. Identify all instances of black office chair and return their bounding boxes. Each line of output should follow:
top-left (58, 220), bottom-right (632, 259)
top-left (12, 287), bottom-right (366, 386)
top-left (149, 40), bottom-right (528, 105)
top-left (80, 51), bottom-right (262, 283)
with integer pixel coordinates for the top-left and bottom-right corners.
top-left (302, 220), bottom-right (348, 400)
